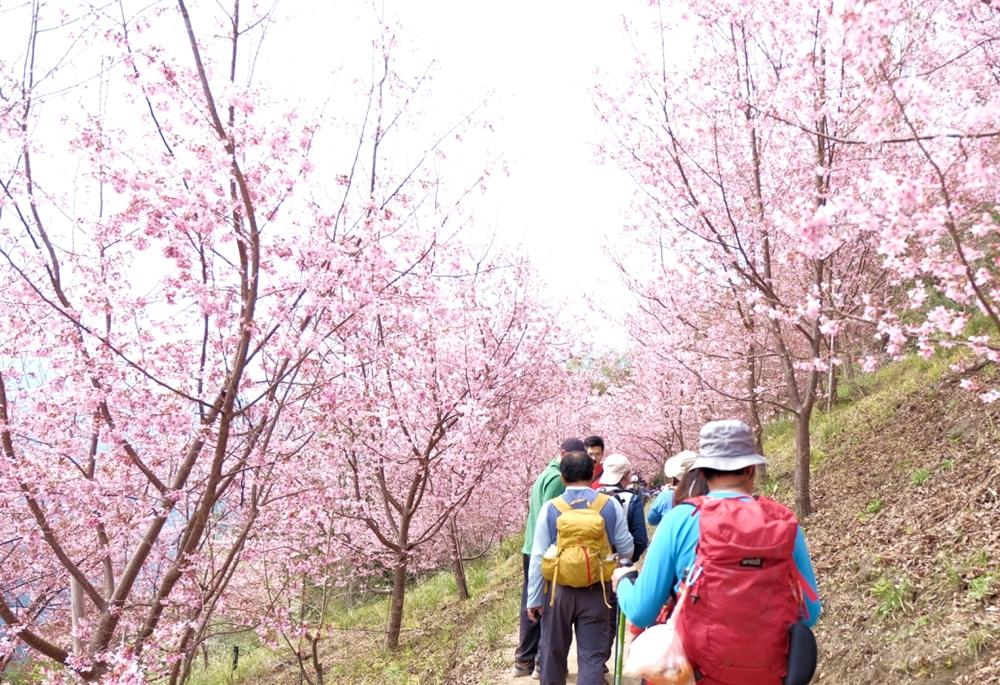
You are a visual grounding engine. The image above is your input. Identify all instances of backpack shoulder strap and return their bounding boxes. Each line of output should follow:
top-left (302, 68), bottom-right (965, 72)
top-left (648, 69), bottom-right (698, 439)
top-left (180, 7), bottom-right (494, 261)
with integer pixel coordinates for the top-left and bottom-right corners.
top-left (682, 495), bottom-right (707, 514)
top-left (552, 497), bottom-right (571, 514)
top-left (600, 487), bottom-right (626, 507)
top-left (589, 493), bottom-right (609, 511)
top-left (618, 489), bottom-right (634, 508)
top-left (794, 565), bottom-right (819, 603)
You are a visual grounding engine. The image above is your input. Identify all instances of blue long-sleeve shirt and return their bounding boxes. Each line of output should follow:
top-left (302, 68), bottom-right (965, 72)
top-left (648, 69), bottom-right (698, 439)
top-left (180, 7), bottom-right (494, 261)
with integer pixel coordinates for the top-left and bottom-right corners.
top-left (617, 491), bottom-right (821, 628)
top-left (526, 486), bottom-right (634, 609)
top-left (647, 487), bottom-right (676, 526)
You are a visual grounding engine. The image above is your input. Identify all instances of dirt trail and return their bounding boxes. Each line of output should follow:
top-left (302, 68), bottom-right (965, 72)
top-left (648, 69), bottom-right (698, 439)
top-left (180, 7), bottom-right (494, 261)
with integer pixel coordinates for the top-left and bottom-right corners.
top-left (488, 627), bottom-right (641, 685)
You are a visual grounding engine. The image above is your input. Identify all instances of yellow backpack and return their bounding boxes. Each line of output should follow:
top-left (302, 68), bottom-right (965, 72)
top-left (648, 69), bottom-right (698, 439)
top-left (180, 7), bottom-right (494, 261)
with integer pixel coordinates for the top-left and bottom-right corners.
top-left (541, 494), bottom-right (617, 607)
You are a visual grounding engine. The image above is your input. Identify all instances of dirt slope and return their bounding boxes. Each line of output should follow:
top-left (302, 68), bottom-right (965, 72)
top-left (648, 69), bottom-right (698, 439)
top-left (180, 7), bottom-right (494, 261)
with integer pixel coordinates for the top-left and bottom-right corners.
top-left (794, 365), bottom-right (1000, 684)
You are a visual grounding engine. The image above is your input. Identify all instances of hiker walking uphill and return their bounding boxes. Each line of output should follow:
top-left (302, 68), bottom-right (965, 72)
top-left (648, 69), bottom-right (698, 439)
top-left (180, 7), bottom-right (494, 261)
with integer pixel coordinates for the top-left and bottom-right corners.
top-left (527, 451), bottom-right (634, 685)
top-left (597, 454), bottom-right (648, 562)
top-left (595, 453), bottom-right (648, 681)
top-left (646, 450), bottom-right (697, 526)
top-left (613, 420), bottom-right (822, 685)
top-left (512, 437), bottom-right (582, 679)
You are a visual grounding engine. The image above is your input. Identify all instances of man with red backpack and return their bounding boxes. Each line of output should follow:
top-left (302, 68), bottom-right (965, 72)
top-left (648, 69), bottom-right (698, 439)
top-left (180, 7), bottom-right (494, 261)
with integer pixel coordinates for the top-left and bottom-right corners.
top-left (612, 420), bottom-right (821, 685)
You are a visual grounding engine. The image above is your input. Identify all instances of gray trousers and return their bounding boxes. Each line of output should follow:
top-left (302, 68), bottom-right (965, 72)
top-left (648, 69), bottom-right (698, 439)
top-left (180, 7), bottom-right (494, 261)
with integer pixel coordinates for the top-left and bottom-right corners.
top-left (540, 582), bottom-right (613, 685)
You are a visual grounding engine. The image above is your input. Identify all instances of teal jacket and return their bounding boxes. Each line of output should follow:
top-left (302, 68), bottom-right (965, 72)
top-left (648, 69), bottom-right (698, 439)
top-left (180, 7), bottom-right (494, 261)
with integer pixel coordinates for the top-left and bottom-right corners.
top-left (521, 459), bottom-right (566, 555)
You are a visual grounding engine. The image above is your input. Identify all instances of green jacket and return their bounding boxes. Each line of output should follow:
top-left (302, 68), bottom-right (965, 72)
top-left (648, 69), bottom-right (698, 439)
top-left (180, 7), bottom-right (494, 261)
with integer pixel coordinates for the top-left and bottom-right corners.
top-left (521, 459), bottom-right (565, 554)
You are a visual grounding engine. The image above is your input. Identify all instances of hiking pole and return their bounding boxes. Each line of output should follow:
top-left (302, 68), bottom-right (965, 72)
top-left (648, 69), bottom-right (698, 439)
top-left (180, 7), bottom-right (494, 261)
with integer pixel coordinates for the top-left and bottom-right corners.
top-left (614, 559), bottom-right (633, 685)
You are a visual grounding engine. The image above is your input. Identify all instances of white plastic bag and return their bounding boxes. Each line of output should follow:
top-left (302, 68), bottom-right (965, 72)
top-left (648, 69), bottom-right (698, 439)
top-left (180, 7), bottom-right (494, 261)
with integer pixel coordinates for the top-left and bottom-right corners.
top-left (623, 618), bottom-right (695, 685)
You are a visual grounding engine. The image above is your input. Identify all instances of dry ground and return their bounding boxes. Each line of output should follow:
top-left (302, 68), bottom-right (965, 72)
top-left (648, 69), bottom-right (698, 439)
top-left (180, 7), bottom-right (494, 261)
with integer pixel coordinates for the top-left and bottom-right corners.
top-left (782, 365), bottom-right (1000, 684)
top-left (486, 628), bottom-right (641, 685)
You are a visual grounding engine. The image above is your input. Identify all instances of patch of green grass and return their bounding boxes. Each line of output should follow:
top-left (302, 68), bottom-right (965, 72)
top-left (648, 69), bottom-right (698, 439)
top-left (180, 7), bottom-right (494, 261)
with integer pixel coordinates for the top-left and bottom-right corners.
top-left (938, 552), bottom-right (996, 600)
top-left (943, 561), bottom-right (965, 591)
top-left (947, 430), bottom-right (966, 444)
top-left (940, 458), bottom-right (955, 471)
top-left (186, 639), bottom-right (274, 685)
top-left (760, 475), bottom-right (782, 498)
top-left (967, 573), bottom-right (996, 602)
top-left (321, 548), bottom-right (522, 685)
top-left (964, 311), bottom-right (997, 338)
top-left (465, 562), bottom-right (490, 590)
top-left (872, 574), bottom-right (914, 618)
top-left (910, 468), bottom-right (930, 486)
top-left (460, 575), bottom-right (522, 654)
top-left (763, 417), bottom-right (796, 468)
top-left (894, 611), bottom-right (940, 641)
top-left (969, 550), bottom-right (990, 568)
top-left (864, 498), bottom-right (885, 516)
top-left (810, 446), bottom-right (827, 470)
top-left (497, 531), bottom-right (524, 559)
top-left (966, 627), bottom-right (995, 657)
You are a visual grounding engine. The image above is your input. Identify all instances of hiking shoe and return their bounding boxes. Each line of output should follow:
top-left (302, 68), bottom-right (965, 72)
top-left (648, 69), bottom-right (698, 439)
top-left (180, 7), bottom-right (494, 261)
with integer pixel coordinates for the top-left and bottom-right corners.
top-left (510, 661), bottom-right (533, 678)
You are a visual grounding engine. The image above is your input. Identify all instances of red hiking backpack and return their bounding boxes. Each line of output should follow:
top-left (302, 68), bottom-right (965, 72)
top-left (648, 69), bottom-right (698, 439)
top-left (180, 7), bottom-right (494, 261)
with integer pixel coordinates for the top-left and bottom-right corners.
top-left (675, 496), bottom-right (813, 685)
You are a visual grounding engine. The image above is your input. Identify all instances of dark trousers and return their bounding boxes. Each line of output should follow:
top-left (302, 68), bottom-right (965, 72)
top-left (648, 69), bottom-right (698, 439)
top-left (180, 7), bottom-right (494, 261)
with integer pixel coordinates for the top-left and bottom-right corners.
top-left (540, 582), bottom-right (612, 685)
top-left (604, 590), bottom-right (619, 671)
top-left (515, 553), bottom-right (541, 667)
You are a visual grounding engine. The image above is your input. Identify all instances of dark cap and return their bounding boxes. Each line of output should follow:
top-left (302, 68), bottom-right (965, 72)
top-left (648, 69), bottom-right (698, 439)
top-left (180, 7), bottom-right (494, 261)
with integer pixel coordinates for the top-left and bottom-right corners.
top-left (560, 437), bottom-right (586, 452)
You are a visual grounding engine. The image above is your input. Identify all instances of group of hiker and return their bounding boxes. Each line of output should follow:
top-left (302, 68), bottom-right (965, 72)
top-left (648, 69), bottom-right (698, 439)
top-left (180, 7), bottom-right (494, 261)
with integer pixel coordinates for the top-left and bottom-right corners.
top-left (512, 420), bottom-right (822, 685)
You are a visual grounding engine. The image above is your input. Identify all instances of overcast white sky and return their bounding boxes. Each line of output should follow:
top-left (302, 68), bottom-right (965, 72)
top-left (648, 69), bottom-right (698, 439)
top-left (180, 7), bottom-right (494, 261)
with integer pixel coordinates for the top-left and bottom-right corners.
top-left (264, 0), bottom-right (643, 348)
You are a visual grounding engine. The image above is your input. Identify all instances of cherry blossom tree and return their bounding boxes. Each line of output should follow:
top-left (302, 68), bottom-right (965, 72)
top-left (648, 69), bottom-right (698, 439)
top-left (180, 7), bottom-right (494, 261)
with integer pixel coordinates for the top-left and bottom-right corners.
top-left (620, 265), bottom-right (773, 457)
top-left (600, 0), bottom-right (890, 514)
top-left (830, 0), bottom-right (1000, 398)
top-left (0, 1), bottom-right (507, 680)
top-left (309, 252), bottom-right (561, 650)
top-left (0, 1), bottom-right (328, 678)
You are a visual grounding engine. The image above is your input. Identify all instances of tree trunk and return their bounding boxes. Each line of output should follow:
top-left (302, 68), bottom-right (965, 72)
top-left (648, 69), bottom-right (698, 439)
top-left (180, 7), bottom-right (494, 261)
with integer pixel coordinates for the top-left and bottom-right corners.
top-left (794, 412), bottom-right (812, 517)
top-left (825, 333), bottom-right (837, 412)
top-left (70, 578), bottom-right (85, 656)
top-left (346, 562), bottom-right (355, 608)
top-left (311, 635), bottom-right (324, 685)
top-left (746, 352), bottom-right (767, 481)
top-left (826, 366), bottom-right (838, 412)
top-left (385, 556), bottom-right (408, 650)
top-left (450, 517), bottom-right (469, 601)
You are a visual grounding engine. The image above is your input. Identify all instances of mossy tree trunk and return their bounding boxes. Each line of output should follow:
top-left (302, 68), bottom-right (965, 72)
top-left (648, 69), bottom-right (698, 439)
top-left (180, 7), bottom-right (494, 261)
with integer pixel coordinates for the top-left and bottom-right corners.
top-left (386, 554), bottom-right (409, 650)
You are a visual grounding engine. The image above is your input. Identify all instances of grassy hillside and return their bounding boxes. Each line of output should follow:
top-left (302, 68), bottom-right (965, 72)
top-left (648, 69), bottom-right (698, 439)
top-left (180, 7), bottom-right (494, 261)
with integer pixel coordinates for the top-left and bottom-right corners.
top-left (764, 353), bottom-right (1000, 684)
top-left (186, 536), bottom-right (524, 685)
